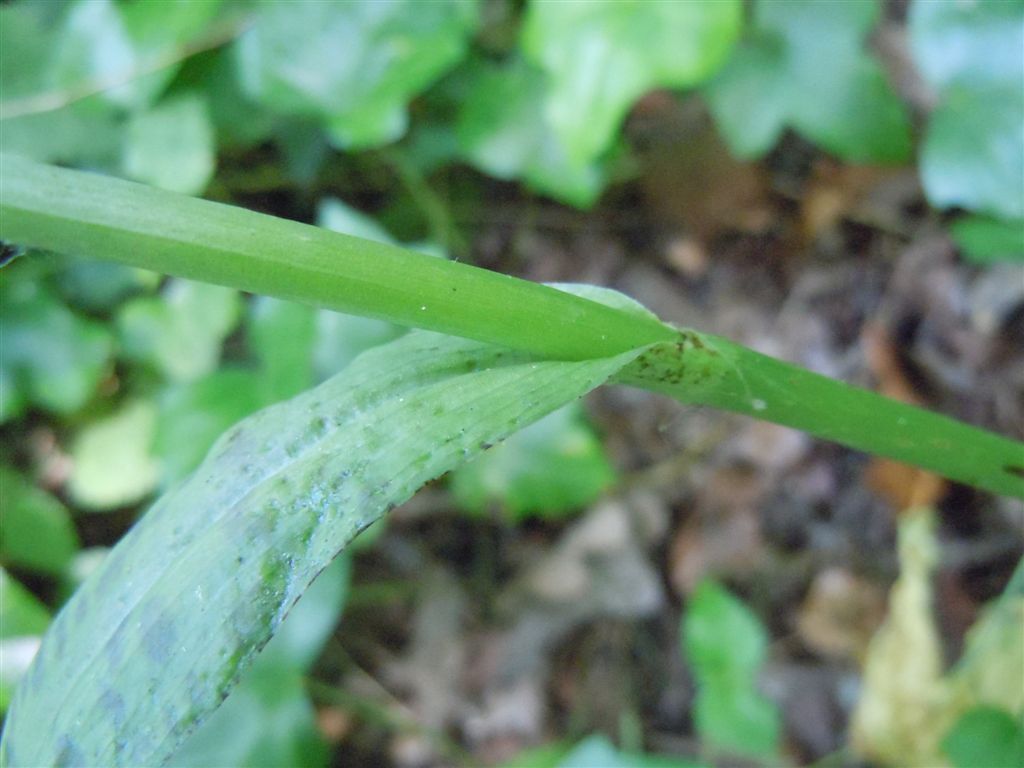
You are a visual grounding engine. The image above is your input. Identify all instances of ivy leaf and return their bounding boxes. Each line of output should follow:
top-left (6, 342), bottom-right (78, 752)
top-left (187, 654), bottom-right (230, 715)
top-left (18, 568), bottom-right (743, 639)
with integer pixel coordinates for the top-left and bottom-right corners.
top-left (457, 59), bottom-right (609, 208)
top-left (682, 580), bottom-right (781, 758)
top-left (122, 93), bottom-right (215, 195)
top-left (450, 402), bottom-right (616, 521)
top-left (235, 0), bottom-right (477, 148)
top-left (942, 707), bottom-right (1024, 768)
top-left (68, 399), bottom-right (161, 511)
top-left (117, 278), bottom-right (240, 383)
top-left (0, 274), bottom-right (112, 420)
top-left (910, 0), bottom-right (1024, 220)
top-left (0, 310), bottom-right (642, 766)
top-left (704, 0), bottom-right (911, 163)
top-left (48, 0), bottom-right (223, 110)
top-left (521, 0), bottom-right (742, 169)
top-left (0, 4), bottom-right (122, 167)
top-left (0, 466), bottom-right (79, 576)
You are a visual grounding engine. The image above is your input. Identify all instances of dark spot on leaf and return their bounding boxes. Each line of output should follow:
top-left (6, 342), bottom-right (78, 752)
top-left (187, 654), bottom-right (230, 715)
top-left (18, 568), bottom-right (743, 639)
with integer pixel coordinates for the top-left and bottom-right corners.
top-left (54, 735), bottom-right (86, 768)
top-left (142, 615), bottom-right (178, 665)
top-left (1005, 465), bottom-right (1024, 479)
top-left (100, 688), bottom-right (126, 730)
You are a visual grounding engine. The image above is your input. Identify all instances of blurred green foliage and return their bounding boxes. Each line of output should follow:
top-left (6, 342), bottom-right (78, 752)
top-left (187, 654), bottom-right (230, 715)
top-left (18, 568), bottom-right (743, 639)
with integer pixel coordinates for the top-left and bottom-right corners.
top-left (450, 402), bottom-right (616, 521)
top-left (942, 706), bottom-right (1024, 768)
top-left (682, 580), bottom-right (781, 759)
top-left (1, 0), bottom-right (1021, 763)
top-left (705, 0), bottom-right (911, 163)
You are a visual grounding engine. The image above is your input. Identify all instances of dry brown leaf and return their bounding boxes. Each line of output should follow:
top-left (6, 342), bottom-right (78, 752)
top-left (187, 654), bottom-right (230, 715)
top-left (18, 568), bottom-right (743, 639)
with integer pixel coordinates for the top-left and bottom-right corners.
top-left (796, 567), bottom-right (886, 661)
top-left (851, 507), bottom-right (954, 767)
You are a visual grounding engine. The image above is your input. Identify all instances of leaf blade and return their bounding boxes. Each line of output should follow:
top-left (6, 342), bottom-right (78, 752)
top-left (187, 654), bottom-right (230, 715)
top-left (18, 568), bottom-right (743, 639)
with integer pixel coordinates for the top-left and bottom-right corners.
top-left (0, 330), bottom-right (638, 767)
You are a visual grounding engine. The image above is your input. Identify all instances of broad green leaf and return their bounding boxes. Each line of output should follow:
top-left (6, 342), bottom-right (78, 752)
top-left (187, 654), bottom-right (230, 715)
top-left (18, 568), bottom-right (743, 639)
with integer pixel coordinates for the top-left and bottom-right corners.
top-left (117, 278), bottom-right (241, 383)
top-left (169, 556), bottom-right (350, 768)
top-left (457, 59), bottom-right (609, 208)
top-left (68, 399), bottom-right (161, 511)
top-left (235, 0), bottom-right (477, 148)
top-left (0, 466), bottom-right (79, 576)
top-left (0, 569), bottom-right (50, 640)
top-left (910, 0), bottom-right (1024, 220)
top-left (521, 0), bottom-right (742, 169)
top-left (0, 315), bottom-right (641, 767)
top-left (154, 369), bottom-right (264, 485)
top-left (123, 92), bottom-right (215, 195)
top-left (451, 402), bottom-right (616, 520)
top-left (682, 580), bottom-right (780, 757)
top-left (0, 270), bottom-right (113, 419)
top-left (951, 216), bottom-right (1024, 264)
top-left (942, 707), bottom-right (1024, 768)
top-left (705, 0), bottom-right (912, 163)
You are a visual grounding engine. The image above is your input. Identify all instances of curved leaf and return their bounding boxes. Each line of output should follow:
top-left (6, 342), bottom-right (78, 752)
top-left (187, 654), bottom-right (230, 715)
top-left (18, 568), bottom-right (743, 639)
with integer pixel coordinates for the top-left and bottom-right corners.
top-left (0, 320), bottom-right (642, 766)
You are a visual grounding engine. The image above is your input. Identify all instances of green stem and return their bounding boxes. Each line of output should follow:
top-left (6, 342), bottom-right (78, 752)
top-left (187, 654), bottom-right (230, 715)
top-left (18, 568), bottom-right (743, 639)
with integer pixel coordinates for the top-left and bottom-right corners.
top-left (0, 154), bottom-right (676, 361)
top-left (2, 155), bottom-right (1022, 498)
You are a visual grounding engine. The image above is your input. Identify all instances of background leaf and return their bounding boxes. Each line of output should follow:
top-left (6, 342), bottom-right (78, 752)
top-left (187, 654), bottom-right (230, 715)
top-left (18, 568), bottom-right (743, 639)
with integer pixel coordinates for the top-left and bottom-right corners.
top-left (235, 0), bottom-right (477, 149)
top-left (0, 466), bottom-right (79, 576)
top-left (522, 0), bottom-right (741, 169)
top-left (450, 402), bottom-right (616, 521)
top-left (122, 92), bottom-right (215, 195)
top-left (456, 58), bottom-right (608, 208)
top-left (0, 270), bottom-right (113, 420)
top-left (116, 279), bottom-right (240, 383)
top-left (941, 707), bottom-right (1024, 768)
top-left (682, 579), bottom-right (781, 757)
top-left (705, 0), bottom-right (911, 162)
top-left (910, 0), bottom-right (1024, 220)
top-left (68, 399), bottom-right (161, 511)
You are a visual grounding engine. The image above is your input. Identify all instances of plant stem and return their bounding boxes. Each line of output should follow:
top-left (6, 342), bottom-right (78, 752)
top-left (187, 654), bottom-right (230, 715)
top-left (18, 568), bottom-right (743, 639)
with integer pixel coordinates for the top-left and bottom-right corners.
top-left (0, 154), bottom-right (677, 361)
top-left (2, 155), bottom-right (1022, 498)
